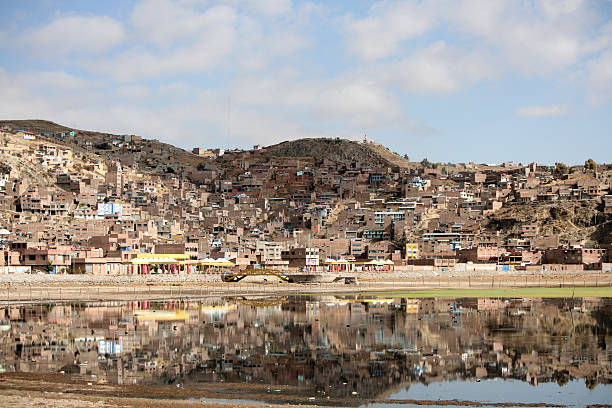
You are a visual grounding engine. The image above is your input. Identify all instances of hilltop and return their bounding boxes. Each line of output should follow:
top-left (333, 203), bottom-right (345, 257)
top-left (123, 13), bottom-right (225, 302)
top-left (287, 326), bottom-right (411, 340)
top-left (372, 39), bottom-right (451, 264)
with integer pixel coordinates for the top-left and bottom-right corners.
top-left (0, 119), bottom-right (207, 172)
top-left (0, 120), bottom-right (412, 169)
top-left (0, 120), bottom-right (415, 181)
top-left (260, 138), bottom-right (412, 168)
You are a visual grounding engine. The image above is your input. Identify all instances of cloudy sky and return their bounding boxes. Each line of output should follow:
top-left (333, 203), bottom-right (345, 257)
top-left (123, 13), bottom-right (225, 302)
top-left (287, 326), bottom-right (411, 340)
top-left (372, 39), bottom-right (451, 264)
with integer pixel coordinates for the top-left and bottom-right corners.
top-left (1, 0), bottom-right (611, 164)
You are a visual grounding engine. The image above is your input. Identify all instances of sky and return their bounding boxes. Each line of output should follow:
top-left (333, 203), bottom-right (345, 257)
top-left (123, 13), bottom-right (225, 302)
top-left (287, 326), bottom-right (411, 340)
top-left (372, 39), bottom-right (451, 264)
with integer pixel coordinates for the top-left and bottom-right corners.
top-left (0, 0), bottom-right (611, 165)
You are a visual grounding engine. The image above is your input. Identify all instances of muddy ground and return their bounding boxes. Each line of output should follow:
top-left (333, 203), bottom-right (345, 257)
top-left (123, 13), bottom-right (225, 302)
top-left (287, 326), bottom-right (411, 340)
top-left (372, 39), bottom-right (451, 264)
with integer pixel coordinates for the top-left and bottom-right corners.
top-left (0, 372), bottom-right (577, 407)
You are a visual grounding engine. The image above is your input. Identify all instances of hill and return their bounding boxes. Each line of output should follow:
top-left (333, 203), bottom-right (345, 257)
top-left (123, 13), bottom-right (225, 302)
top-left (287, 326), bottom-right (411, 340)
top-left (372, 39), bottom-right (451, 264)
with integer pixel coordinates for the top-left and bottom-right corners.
top-left (0, 121), bottom-right (413, 172)
top-left (261, 138), bottom-right (412, 168)
top-left (1, 119), bottom-right (610, 245)
top-left (487, 200), bottom-right (612, 245)
top-left (0, 119), bottom-right (207, 172)
top-left (0, 119), bottom-right (72, 134)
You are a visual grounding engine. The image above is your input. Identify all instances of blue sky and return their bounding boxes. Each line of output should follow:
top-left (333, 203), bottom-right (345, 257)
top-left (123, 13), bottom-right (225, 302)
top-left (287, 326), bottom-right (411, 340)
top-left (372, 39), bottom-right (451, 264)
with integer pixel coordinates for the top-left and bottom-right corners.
top-left (1, 0), bottom-right (611, 165)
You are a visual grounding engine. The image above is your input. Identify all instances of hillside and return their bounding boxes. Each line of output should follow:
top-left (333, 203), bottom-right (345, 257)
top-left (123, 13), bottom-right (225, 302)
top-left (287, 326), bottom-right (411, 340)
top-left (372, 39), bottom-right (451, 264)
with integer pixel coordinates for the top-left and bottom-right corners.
top-left (487, 200), bottom-right (612, 245)
top-left (0, 119), bottom-right (207, 172)
top-left (0, 130), bottom-right (107, 191)
top-left (0, 121), bottom-right (414, 173)
top-left (261, 138), bottom-right (411, 168)
top-left (0, 119), bottom-right (72, 134)
top-left (1, 119), bottom-right (611, 247)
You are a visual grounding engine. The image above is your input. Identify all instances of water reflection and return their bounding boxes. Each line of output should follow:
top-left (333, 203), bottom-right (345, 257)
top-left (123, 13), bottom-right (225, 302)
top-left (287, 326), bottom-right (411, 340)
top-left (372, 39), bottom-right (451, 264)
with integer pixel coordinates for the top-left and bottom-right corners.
top-left (0, 296), bottom-right (610, 403)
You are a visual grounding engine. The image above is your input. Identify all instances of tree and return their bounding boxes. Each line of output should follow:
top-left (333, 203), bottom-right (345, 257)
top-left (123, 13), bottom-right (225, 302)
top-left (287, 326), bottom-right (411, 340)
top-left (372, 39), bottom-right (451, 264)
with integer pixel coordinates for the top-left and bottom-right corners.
top-left (94, 142), bottom-right (111, 150)
top-left (197, 162), bottom-right (206, 171)
top-left (403, 154), bottom-right (410, 161)
top-left (585, 158), bottom-right (597, 171)
top-left (42, 261), bottom-right (54, 274)
top-left (553, 162), bottom-right (569, 178)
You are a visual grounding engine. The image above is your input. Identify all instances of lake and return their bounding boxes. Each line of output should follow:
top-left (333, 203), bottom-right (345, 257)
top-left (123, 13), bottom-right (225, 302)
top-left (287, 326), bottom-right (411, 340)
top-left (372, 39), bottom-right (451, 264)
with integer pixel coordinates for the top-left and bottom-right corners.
top-left (0, 295), bottom-right (610, 407)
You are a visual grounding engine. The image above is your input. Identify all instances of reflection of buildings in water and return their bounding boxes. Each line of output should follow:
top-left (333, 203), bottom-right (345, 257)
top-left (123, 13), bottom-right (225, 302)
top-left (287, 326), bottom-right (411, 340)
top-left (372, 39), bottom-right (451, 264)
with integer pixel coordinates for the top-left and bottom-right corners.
top-left (0, 297), bottom-right (609, 397)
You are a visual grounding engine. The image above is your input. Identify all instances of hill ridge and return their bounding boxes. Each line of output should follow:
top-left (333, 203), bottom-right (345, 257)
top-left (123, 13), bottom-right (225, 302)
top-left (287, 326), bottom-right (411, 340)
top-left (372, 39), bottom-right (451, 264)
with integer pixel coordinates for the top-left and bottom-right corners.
top-left (0, 120), bottom-right (412, 170)
top-left (261, 137), bottom-right (411, 168)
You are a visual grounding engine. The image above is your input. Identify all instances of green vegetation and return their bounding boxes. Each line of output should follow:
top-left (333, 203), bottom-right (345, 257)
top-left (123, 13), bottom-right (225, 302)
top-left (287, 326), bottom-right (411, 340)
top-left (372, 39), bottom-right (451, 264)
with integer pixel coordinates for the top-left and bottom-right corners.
top-left (585, 158), bottom-right (597, 171)
top-left (43, 261), bottom-right (53, 273)
top-left (554, 162), bottom-right (569, 177)
top-left (354, 286), bottom-right (612, 298)
top-left (94, 142), bottom-right (112, 150)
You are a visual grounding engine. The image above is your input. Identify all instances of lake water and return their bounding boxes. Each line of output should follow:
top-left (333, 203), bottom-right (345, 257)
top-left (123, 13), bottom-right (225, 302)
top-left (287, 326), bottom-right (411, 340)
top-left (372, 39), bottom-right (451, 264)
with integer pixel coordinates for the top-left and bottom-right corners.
top-left (0, 295), bottom-right (610, 407)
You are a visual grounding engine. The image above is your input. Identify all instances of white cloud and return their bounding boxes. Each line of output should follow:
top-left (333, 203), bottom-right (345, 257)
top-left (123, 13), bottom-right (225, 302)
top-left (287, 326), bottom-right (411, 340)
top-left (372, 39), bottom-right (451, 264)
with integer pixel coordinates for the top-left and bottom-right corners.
top-left (343, 0), bottom-right (605, 76)
top-left (248, 0), bottom-right (292, 17)
top-left (516, 105), bottom-right (570, 117)
top-left (2, 0), bottom-right (610, 154)
top-left (20, 15), bottom-right (125, 55)
top-left (13, 71), bottom-right (95, 92)
top-left (586, 49), bottom-right (612, 106)
top-left (0, 68), bottom-right (320, 148)
top-left (89, 5), bottom-right (237, 81)
top-left (0, 68), bottom-right (96, 123)
top-left (343, 1), bottom-right (431, 59)
top-left (313, 81), bottom-right (400, 127)
top-left (87, 1), bottom-right (312, 80)
top-left (231, 74), bottom-right (401, 130)
top-left (538, 0), bottom-right (584, 18)
top-left (116, 84), bottom-right (152, 100)
top-left (380, 41), bottom-right (496, 93)
top-left (131, 1), bottom-right (236, 48)
top-left (265, 29), bottom-right (311, 56)
top-left (446, 0), bottom-right (597, 74)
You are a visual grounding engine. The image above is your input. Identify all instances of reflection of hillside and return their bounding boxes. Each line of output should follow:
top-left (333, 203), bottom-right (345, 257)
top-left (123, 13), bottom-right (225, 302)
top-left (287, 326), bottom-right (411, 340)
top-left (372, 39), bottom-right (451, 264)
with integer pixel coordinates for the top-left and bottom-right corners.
top-left (0, 296), bottom-right (609, 401)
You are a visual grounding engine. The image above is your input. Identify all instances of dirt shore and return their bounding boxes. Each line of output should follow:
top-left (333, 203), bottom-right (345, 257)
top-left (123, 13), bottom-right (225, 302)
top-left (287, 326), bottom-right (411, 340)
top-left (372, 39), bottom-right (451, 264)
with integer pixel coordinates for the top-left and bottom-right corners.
top-left (0, 373), bottom-right (572, 407)
top-left (0, 272), bottom-right (610, 304)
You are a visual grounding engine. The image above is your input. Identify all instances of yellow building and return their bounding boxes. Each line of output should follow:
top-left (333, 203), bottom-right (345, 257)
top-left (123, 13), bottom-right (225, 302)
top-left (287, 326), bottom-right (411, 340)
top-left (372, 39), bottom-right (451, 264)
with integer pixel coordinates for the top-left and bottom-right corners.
top-left (405, 243), bottom-right (419, 259)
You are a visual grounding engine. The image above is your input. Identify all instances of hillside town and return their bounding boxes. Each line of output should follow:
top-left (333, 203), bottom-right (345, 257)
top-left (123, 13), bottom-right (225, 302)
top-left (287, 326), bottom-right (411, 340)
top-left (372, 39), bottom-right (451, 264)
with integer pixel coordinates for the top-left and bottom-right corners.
top-left (0, 122), bottom-right (611, 276)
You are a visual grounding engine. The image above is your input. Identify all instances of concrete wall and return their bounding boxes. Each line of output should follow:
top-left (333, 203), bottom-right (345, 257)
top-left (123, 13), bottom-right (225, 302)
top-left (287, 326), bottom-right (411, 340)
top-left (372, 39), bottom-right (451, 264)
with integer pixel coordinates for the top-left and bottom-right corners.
top-left (0, 266), bottom-right (32, 274)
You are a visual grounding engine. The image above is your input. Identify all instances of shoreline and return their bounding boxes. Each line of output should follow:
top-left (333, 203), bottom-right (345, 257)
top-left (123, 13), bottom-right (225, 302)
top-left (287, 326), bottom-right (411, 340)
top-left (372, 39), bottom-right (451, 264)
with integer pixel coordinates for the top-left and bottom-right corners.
top-left (0, 372), bottom-right (589, 408)
top-left (0, 272), bottom-right (610, 304)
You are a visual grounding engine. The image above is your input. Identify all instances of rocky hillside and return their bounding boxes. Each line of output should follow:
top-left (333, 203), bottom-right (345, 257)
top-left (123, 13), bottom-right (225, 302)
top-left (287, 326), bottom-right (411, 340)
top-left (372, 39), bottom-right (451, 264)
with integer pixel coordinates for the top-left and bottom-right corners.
top-left (1, 121), bottom-right (413, 172)
top-left (261, 138), bottom-right (411, 168)
top-left (487, 200), bottom-right (611, 245)
top-left (0, 119), bottom-right (206, 171)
